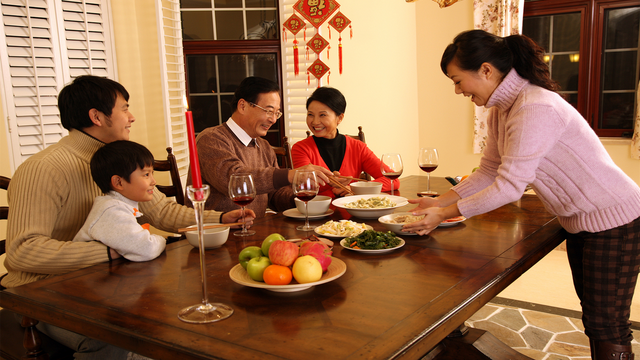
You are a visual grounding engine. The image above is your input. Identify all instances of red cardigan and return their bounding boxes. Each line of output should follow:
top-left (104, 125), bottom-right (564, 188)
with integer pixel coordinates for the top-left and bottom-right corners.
top-left (291, 135), bottom-right (400, 198)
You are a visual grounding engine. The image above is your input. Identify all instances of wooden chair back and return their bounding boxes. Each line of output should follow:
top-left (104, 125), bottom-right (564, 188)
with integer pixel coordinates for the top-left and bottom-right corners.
top-left (153, 147), bottom-right (185, 205)
top-left (271, 136), bottom-right (293, 169)
top-left (0, 175), bottom-right (8, 256)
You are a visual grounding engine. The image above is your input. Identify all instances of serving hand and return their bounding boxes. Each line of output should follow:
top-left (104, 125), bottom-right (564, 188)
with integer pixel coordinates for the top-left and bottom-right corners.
top-left (401, 196), bottom-right (461, 236)
top-left (222, 208), bottom-right (256, 228)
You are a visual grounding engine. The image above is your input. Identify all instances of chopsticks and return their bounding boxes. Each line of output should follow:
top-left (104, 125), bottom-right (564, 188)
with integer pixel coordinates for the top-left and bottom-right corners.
top-left (178, 222), bottom-right (243, 233)
top-left (334, 174), bottom-right (370, 182)
top-left (328, 176), bottom-right (355, 196)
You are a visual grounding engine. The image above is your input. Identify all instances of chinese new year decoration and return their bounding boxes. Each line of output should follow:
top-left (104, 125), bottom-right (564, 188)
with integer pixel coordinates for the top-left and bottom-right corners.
top-left (283, 0), bottom-right (353, 86)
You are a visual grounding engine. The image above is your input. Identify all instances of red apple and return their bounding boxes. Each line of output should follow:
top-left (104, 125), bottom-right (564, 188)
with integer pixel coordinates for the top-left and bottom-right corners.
top-left (299, 241), bottom-right (332, 272)
top-left (268, 240), bottom-right (299, 267)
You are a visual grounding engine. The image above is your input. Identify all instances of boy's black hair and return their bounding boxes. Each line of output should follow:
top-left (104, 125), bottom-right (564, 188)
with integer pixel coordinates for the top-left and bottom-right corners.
top-left (91, 140), bottom-right (154, 194)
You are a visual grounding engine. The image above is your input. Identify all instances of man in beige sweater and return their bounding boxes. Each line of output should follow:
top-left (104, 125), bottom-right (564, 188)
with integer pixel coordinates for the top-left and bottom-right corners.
top-left (189, 76), bottom-right (332, 217)
top-left (2, 76), bottom-right (254, 359)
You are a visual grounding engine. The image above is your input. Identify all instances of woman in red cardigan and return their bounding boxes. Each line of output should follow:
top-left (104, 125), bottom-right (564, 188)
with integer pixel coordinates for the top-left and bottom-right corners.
top-left (291, 87), bottom-right (399, 198)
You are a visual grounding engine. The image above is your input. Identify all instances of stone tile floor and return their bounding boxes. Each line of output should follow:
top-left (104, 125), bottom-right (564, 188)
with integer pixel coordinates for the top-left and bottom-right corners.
top-left (466, 302), bottom-right (640, 360)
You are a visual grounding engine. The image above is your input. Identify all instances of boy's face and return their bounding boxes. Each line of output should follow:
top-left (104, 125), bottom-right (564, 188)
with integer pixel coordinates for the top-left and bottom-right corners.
top-left (119, 165), bottom-right (156, 203)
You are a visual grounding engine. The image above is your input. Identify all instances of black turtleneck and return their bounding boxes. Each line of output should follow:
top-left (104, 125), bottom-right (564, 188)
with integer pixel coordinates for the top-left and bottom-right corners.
top-left (312, 131), bottom-right (346, 172)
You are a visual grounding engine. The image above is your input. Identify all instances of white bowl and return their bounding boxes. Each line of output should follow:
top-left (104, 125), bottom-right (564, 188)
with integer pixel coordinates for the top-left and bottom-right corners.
top-left (378, 212), bottom-right (424, 236)
top-left (350, 181), bottom-right (382, 195)
top-left (295, 195), bottom-right (332, 215)
top-left (185, 224), bottom-right (230, 249)
top-left (332, 194), bottom-right (409, 219)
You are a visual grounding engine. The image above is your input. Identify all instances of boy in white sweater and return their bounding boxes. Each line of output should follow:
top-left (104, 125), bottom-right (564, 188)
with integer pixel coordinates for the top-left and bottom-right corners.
top-left (73, 140), bottom-right (166, 261)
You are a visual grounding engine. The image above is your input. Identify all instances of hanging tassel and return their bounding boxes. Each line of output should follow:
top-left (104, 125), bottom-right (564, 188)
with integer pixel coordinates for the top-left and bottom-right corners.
top-left (327, 71), bottom-right (331, 84)
top-left (293, 39), bottom-right (299, 75)
top-left (327, 45), bottom-right (331, 60)
top-left (350, 25), bottom-right (353, 39)
top-left (283, 27), bottom-right (287, 42)
top-left (304, 28), bottom-right (307, 42)
top-left (328, 25), bottom-right (331, 40)
top-left (306, 45), bottom-right (310, 60)
top-left (317, 79), bottom-right (320, 88)
top-left (307, 71), bottom-right (310, 85)
top-left (339, 38), bottom-right (343, 74)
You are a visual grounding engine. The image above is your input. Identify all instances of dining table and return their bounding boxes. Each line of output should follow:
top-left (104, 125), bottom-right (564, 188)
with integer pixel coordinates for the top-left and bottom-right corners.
top-left (0, 175), bottom-right (565, 360)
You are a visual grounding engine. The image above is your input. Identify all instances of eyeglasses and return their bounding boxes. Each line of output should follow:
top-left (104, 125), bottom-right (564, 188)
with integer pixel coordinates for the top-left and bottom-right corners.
top-left (249, 102), bottom-right (282, 120)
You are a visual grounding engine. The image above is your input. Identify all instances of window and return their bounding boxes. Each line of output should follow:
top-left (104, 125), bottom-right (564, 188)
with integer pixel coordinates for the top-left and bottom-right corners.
top-left (180, 0), bottom-right (284, 147)
top-left (523, 0), bottom-right (640, 137)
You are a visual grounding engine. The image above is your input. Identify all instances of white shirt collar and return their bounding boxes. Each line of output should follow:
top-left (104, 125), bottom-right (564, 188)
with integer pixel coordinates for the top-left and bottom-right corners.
top-left (226, 117), bottom-right (257, 147)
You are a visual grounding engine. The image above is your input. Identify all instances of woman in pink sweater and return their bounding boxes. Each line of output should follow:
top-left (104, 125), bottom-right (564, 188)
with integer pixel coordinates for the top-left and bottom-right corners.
top-left (291, 87), bottom-right (399, 198)
top-left (403, 30), bottom-right (640, 359)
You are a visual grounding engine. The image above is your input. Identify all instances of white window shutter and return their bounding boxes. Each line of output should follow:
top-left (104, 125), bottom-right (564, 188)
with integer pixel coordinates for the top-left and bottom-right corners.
top-left (0, 0), bottom-right (116, 172)
top-left (280, 0), bottom-right (315, 145)
top-left (155, 0), bottom-right (189, 185)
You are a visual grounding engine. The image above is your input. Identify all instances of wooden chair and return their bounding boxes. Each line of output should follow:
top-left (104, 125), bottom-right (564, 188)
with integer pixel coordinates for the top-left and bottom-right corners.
top-left (0, 176), bottom-right (73, 360)
top-left (153, 147), bottom-right (185, 205)
top-left (271, 136), bottom-right (293, 169)
top-left (306, 126), bottom-right (370, 180)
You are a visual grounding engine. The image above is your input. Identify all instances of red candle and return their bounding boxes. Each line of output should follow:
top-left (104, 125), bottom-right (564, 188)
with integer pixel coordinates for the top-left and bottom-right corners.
top-left (185, 110), bottom-right (202, 189)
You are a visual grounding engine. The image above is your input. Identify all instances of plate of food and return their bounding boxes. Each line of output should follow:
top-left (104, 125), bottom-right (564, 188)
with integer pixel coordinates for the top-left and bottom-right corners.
top-left (378, 212), bottom-right (424, 235)
top-left (314, 220), bottom-right (373, 239)
top-left (332, 195), bottom-right (408, 219)
top-left (229, 257), bottom-right (346, 293)
top-left (340, 230), bottom-right (405, 253)
top-left (439, 216), bottom-right (466, 227)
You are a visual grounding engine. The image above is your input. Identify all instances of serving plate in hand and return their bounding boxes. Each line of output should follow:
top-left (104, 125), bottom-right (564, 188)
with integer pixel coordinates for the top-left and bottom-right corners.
top-left (438, 216), bottom-right (466, 227)
top-left (340, 238), bottom-right (405, 254)
top-left (229, 257), bottom-right (346, 292)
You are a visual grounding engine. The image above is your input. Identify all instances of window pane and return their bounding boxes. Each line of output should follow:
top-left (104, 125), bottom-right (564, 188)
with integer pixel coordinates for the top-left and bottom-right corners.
top-left (600, 92), bottom-right (635, 129)
top-left (605, 7), bottom-right (640, 49)
top-left (187, 56), bottom-right (218, 93)
top-left (190, 95), bottom-right (219, 133)
top-left (247, 54), bottom-right (277, 79)
top-left (214, 0), bottom-right (242, 8)
top-left (182, 0), bottom-right (212, 8)
top-left (552, 13), bottom-right (580, 52)
top-left (552, 54), bottom-right (580, 91)
top-left (246, 10), bottom-right (279, 39)
top-left (603, 51), bottom-right (638, 90)
top-left (182, 11), bottom-right (214, 40)
top-left (220, 94), bottom-right (235, 123)
top-left (246, 0), bottom-right (276, 6)
top-left (523, 16), bottom-right (550, 50)
top-left (215, 11), bottom-right (244, 40)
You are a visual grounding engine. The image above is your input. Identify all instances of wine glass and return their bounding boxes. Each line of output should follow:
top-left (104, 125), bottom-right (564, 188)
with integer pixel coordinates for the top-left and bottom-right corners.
top-left (178, 184), bottom-right (234, 323)
top-left (380, 153), bottom-right (403, 195)
top-left (292, 169), bottom-right (319, 231)
top-left (418, 148), bottom-right (439, 196)
top-left (228, 173), bottom-right (256, 237)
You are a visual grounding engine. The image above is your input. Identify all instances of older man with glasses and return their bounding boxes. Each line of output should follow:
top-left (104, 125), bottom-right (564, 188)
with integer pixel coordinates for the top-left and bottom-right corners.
top-left (187, 76), bottom-right (332, 217)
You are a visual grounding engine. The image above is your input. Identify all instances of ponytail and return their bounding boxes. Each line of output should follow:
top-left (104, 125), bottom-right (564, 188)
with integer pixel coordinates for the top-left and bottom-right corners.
top-left (505, 35), bottom-right (559, 91)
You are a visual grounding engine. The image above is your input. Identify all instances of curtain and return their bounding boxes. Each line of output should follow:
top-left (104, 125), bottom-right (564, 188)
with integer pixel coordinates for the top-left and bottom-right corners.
top-left (632, 81), bottom-right (640, 159)
top-left (471, 0), bottom-right (524, 154)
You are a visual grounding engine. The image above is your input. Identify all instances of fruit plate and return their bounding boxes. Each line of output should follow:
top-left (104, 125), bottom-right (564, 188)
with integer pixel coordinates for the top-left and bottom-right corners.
top-left (340, 238), bottom-right (406, 254)
top-left (438, 216), bottom-right (466, 227)
top-left (229, 257), bottom-right (346, 293)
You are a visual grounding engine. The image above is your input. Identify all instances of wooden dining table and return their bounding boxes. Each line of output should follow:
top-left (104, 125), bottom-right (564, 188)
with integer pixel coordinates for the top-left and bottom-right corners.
top-left (0, 176), bottom-right (564, 360)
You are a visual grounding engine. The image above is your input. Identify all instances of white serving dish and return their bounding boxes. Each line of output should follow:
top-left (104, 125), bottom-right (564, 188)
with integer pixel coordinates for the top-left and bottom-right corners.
top-left (185, 224), bottom-right (230, 249)
top-left (378, 212), bottom-right (423, 236)
top-left (294, 195), bottom-right (332, 215)
top-left (331, 194), bottom-right (409, 219)
top-left (350, 181), bottom-right (382, 195)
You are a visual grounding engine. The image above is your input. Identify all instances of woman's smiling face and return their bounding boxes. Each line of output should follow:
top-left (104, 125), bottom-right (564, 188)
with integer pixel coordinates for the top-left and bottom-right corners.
top-left (306, 100), bottom-right (344, 139)
top-left (446, 62), bottom-right (501, 107)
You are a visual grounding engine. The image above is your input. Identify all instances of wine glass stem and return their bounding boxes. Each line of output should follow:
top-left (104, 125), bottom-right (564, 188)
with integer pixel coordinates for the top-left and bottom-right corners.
top-left (427, 173), bottom-right (431, 192)
top-left (391, 180), bottom-right (394, 195)
top-left (241, 206), bottom-right (246, 233)
top-left (304, 202), bottom-right (310, 229)
top-left (194, 200), bottom-right (209, 306)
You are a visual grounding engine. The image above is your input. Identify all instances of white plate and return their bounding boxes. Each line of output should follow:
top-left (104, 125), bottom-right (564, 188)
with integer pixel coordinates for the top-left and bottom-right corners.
top-left (340, 237), bottom-right (405, 253)
top-left (229, 257), bottom-right (346, 292)
top-left (378, 212), bottom-right (422, 236)
top-left (438, 216), bottom-right (466, 227)
top-left (332, 195), bottom-right (409, 219)
top-left (314, 224), bottom-right (373, 239)
top-left (283, 208), bottom-right (334, 219)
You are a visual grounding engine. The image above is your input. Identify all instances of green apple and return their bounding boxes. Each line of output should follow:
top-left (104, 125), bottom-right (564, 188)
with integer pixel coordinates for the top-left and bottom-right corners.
top-left (246, 257), bottom-right (272, 282)
top-left (238, 246), bottom-right (263, 269)
top-left (261, 233), bottom-right (286, 257)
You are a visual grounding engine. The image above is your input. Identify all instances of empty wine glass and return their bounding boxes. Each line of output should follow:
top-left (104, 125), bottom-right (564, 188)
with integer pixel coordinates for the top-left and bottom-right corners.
top-left (228, 173), bottom-right (256, 237)
top-left (380, 153), bottom-right (403, 195)
top-left (418, 148), bottom-right (439, 196)
top-left (292, 169), bottom-right (319, 231)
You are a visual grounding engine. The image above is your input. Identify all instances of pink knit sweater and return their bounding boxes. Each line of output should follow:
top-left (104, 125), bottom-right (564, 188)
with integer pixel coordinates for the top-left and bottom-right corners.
top-left (453, 69), bottom-right (640, 234)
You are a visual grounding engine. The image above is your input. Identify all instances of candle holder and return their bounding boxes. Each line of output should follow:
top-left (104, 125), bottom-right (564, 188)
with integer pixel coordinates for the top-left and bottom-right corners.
top-left (178, 185), bottom-right (234, 324)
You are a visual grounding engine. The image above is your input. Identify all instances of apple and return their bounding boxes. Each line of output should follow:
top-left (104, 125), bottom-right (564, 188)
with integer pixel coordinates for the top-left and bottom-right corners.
top-left (238, 246), bottom-right (263, 269)
top-left (246, 256), bottom-right (271, 282)
top-left (292, 255), bottom-right (323, 283)
top-left (269, 240), bottom-right (299, 267)
top-left (261, 233), bottom-right (285, 258)
top-left (299, 241), bottom-right (332, 272)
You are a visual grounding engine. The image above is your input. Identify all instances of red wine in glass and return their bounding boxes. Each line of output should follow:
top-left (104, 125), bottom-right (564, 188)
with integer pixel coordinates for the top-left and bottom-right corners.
top-left (380, 154), bottom-right (403, 195)
top-left (232, 195), bottom-right (255, 207)
top-left (384, 172), bottom-right (402, 181)
top-left (418, 148), bottom-right (439, 195)
top-left (419, 164), bottom-right (438, 173)
top-left (295, 191), bottom-right (317, 202)
top-left (292, 170), bottom-right (319, 231)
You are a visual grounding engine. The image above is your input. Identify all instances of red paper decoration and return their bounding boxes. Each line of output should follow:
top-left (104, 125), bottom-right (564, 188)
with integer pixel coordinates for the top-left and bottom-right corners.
top-left (283, 14), bottom-right (307, 75)
top-left (307, 59), bottom-right (330, 87)
top-left (328, 12), bottom-right (351, 74)
top-left (307, 33), bottom-right (329, 55)
top-left (293, 0), bottom-right (340, 28)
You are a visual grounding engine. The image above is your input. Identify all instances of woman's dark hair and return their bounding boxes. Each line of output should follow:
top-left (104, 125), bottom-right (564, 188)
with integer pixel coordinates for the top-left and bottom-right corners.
top-left (440, 29), bottom-right (559, 91)
top-left (58, 75), bottom-right (130, 131)
top-left (91, 140), bottom-right (155, 194)
top-left (231, 76), bottom-right (280, 110)
top-left (306, 87), bottom-right (347, 116)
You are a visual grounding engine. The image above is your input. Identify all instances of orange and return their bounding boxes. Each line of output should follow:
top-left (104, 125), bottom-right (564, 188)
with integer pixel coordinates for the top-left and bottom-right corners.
top-left (460, 175), bottom-right (469, 182)
top-left (263, 265), bottom-right (293, 285)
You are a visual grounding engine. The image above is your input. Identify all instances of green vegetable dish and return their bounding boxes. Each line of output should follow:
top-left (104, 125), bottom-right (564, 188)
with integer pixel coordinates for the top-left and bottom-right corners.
top-left (344, 230), bottom-right (402, 250)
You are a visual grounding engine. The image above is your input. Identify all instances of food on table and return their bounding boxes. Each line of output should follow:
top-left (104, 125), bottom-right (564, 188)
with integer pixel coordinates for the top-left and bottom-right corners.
top-left (387, 214), bottom-right (424, 224)
top-left (344, 196), bottom-right (396, 209)
top-left (299, 241), bottom-right (332, 272)
top-left (268, 240), bottom-right (299, 267)
top-left (442, 216), bottom-right (465, 223)
top-left (238, 246), bottom-right (263, 269)
top-left (315, 220), bottom-right (369, 237)
top-left (344, 230), bottom-right (402, 250)
top-left (261, 233), bottom-right (286, 257)
top-left (263, 265), bottom-right (293, 285)
top-left (246, 256), bottom-right (271, 282)
top-left (292, 255), bottom-right (323, 283)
